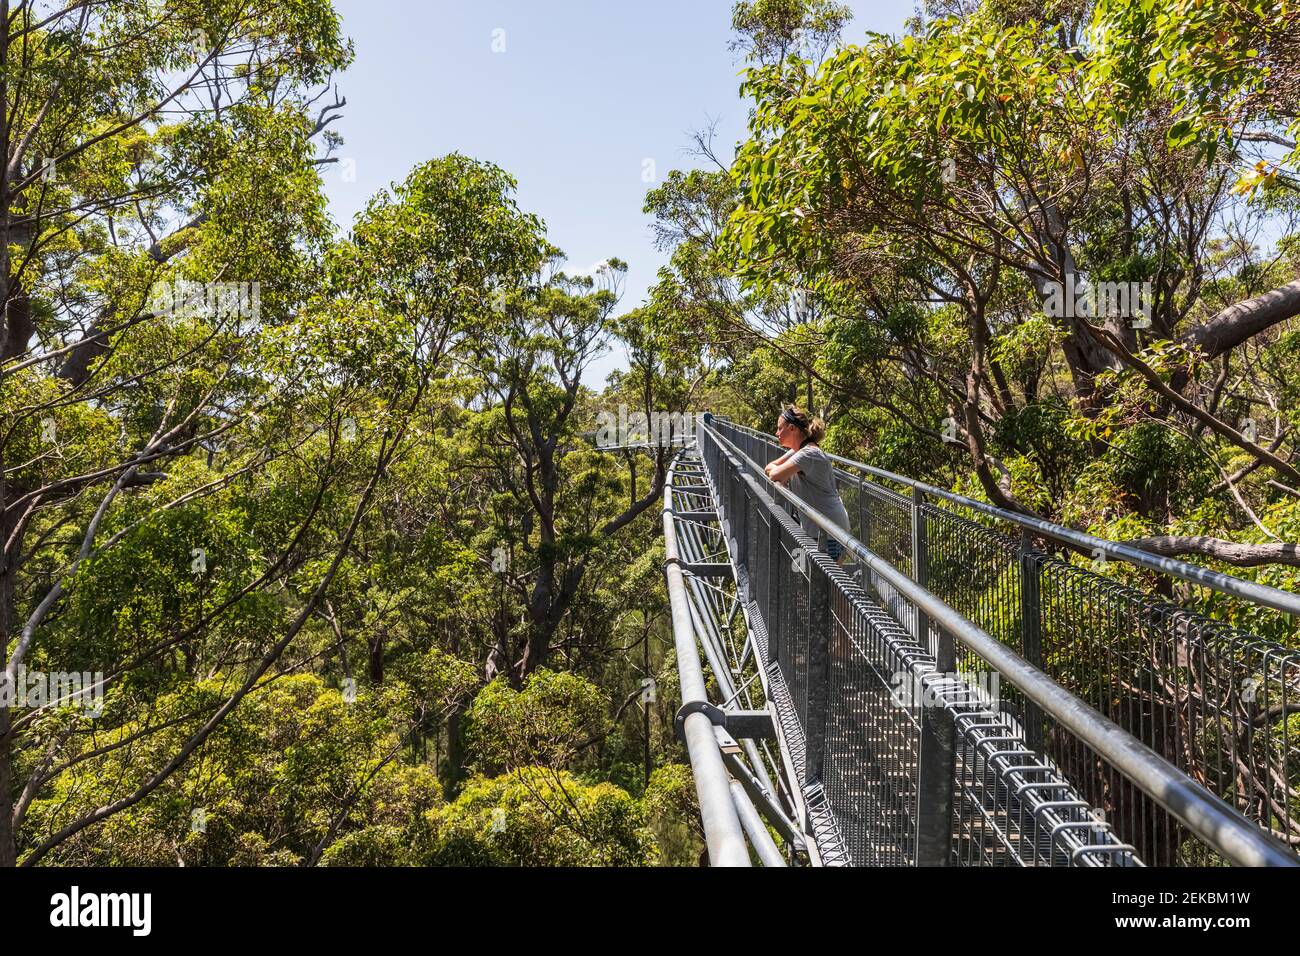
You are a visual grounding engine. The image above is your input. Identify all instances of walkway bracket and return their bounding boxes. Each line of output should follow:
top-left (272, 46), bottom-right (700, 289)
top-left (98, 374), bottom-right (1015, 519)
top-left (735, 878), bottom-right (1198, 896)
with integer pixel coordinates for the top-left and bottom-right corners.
top-left (674, 701), bottom-right (776, 742)
top-left (684, 562), bottom-right (733, 578)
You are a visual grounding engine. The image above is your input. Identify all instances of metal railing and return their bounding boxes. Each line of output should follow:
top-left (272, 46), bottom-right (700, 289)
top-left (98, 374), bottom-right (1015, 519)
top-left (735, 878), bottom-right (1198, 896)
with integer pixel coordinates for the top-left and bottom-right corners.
top-left (662, 455), bottom-right (751, 866)
top-left (663, 451), bottom-right (814, 866)
top-left (701, 417), bottom-right (1299, 867)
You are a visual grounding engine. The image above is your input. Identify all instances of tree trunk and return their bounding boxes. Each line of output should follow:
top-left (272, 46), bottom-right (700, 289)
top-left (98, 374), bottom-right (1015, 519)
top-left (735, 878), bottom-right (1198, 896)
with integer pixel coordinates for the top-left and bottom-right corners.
top-left (0, 504), bottom-right (17, 867)
top-left (0, 712), bottom-right (14, 867)
top-left (2, 12), bottom-right (24, 864)
top-left (483, 595), bottom-right (510, 683)
top-left (515, 617), bottom-right (557, 685)
top-left (0, 701), bottom-right (13, 866)
top-left (442, 704), bottom-right (467, 797)
top-left (0, 289), bottom-right (32, 361)
top-left (367, 632), bottom-right (384, 683)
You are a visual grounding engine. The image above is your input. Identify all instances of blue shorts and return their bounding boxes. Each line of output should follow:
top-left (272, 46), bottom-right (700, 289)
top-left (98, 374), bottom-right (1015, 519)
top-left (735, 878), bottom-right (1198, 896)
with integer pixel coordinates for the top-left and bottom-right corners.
top-left (826, 539), bottom-right (843, 561)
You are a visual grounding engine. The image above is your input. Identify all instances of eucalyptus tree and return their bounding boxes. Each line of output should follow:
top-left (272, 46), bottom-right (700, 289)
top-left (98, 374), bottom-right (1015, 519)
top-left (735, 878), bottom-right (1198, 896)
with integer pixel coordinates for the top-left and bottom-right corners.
top-left (0, 0), bottom-right (542, 866)
top-left (729, 0), bottom-right (853, 67)
top-left (0, 0), bottom-right (362, 868)
top-left (457, 257), bottom-right (689, 688)
top-left (722, 3), bottom-right (1300, 580)
top-left (642, 1), bottom-right (858, 421)
top-left (1090, 0), bottom-right (1300, 187)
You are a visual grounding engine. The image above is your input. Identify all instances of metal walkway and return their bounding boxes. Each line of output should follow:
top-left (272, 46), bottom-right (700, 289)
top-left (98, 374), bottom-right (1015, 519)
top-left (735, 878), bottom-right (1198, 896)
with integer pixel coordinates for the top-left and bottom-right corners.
top-left (664, 416), bottom-right (1300, 867)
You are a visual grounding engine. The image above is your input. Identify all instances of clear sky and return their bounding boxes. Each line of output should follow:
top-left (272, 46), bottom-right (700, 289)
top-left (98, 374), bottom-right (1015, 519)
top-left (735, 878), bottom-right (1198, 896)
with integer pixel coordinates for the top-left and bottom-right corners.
top-left (320, 0), bottom-right (912, 382)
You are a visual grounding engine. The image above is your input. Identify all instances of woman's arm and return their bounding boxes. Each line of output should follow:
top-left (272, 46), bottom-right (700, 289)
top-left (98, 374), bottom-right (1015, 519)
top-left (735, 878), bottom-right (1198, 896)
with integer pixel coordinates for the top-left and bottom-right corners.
top-left (764, 450), bottom-right (791, 479)
top-left (765, 450), bottom-right (802, 483)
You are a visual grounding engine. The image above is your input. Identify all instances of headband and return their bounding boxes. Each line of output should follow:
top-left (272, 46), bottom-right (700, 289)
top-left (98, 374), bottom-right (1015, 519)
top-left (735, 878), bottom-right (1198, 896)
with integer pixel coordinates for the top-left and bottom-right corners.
top-left (782, 409), bottom-right (808, 431)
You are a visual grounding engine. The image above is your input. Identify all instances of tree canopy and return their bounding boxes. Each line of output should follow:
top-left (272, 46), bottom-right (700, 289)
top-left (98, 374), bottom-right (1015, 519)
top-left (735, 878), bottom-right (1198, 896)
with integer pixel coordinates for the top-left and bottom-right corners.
top-left (2, 0), bottom-right (1298, 869)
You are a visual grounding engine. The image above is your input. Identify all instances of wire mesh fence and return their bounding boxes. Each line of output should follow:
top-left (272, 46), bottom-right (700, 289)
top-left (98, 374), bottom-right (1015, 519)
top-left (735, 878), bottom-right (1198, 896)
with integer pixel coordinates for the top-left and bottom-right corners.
top-left (702, 422), bottom-right (1145, 866)
top-left (711, 417), bottom-right (1300, 866)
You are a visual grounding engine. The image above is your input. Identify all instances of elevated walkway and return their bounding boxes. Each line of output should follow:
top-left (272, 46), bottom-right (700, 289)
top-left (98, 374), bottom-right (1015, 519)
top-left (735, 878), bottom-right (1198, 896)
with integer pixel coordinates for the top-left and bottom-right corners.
top-left (663, 415), bottom-right (1300, 867)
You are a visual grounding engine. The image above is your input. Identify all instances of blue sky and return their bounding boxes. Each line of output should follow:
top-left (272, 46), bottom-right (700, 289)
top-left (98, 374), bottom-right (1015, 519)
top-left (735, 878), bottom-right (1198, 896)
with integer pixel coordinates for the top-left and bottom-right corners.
top-left (320, 0), bottom-right (911, 382)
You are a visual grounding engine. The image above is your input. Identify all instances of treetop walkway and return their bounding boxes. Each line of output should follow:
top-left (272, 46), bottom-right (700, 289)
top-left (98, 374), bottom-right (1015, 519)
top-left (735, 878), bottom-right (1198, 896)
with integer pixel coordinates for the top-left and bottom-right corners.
top-left (663, 415), bottom-right (1300, 867)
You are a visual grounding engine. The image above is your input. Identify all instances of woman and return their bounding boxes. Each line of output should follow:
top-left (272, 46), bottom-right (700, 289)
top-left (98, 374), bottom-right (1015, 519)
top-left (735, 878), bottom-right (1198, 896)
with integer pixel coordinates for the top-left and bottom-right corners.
top-left (764, 405), bottom-right (851, 560)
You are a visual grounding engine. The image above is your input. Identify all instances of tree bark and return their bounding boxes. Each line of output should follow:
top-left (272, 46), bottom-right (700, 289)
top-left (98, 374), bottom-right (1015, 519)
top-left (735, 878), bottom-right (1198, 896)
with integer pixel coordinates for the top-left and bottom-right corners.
top-left (1125, 536), bottom-right (1300, 569)
top-left (1185, 278), bottom-right (1300, 359)
top-left (1027, 202), bottom-right (1119, 405)
top-left (367, 631), bottom-right (384, 683)
top-left (442, 704), bottom-right (467, 797)
top-left (0, 710), bottom-right (13, 867)
top-left (0, 289), bottom-right (32, 362)
top-left (0, 503), bottom-right (17, 867)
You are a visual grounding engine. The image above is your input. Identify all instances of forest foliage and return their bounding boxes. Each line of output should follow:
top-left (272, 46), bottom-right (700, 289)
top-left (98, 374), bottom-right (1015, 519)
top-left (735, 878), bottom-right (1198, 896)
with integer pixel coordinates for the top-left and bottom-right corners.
top-left (2, 0), bottom-right (1299, 866)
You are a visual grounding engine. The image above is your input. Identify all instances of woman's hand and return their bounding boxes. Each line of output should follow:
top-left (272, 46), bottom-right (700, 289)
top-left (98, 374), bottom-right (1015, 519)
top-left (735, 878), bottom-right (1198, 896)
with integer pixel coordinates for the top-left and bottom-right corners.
top-left (765, 451), bottom-right (791, 480)
top-left (765, 455), bottom-right (799, 484)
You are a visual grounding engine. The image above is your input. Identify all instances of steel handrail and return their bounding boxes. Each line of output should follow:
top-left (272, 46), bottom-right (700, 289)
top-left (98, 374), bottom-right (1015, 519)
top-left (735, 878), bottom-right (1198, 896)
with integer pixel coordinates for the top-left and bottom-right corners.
top-left (703, 420), bottom-right (1299, 867)
top-left (662, 452), bottom-right (751, 866)
top-left (716, 418), bottom-right (1300, 617)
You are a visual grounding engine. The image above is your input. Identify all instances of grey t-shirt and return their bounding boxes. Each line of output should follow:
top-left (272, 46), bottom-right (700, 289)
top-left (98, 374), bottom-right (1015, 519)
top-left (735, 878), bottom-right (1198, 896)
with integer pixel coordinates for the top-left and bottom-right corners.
top-left (787, 444), bottom-right (851, 539)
